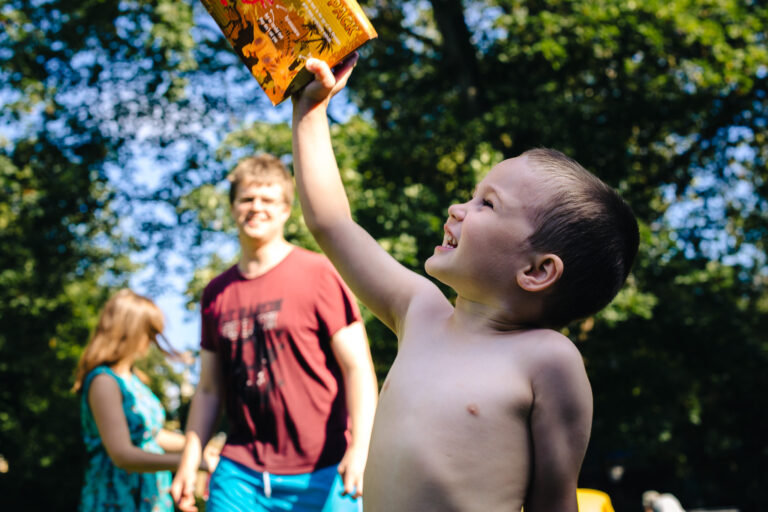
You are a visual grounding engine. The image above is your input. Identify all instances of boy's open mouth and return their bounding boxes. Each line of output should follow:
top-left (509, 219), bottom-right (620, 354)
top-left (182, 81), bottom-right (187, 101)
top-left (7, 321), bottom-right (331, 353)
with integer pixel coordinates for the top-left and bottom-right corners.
top-left (442, 233), bottom-right (458, 248)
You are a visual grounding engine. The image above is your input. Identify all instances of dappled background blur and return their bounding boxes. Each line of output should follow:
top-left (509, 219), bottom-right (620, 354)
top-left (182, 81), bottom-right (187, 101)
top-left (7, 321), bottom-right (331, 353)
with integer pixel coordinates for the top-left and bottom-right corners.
top-left (1, 0), bottom-right (766, 510)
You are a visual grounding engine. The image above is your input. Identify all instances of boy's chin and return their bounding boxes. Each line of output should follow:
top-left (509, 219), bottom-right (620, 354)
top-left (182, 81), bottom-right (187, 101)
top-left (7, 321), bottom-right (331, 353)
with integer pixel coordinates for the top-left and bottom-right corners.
top-left (424, 256), bottom-right (438, 277)
top-left (424, 258), bottom-right (452, 286)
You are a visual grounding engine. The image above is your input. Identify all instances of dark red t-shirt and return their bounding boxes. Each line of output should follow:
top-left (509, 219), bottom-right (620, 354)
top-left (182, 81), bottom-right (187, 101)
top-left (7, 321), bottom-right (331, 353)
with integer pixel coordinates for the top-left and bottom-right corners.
top-left (200, 247), bottom-right (361, 474)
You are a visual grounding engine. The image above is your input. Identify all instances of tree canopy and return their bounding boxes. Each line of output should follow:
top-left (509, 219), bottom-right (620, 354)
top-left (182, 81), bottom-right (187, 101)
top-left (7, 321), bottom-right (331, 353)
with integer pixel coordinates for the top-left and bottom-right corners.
top-left (1, 0), bottom-right (766, 509)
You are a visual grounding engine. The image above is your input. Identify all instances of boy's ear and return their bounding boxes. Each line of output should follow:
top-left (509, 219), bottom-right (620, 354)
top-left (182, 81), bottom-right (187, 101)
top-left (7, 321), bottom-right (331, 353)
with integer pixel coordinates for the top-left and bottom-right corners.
top-left (517, 253), bottom-right (564, 292)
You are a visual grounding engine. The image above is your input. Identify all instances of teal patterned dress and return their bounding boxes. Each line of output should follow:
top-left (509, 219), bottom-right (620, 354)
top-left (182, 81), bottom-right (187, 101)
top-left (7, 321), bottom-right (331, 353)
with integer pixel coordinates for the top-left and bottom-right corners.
top-left (79, 366), bottom-right (173, 512)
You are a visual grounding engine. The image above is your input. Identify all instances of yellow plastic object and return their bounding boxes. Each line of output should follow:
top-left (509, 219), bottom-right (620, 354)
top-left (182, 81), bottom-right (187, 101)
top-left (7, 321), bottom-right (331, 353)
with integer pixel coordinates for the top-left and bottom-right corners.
top-left (577, 488), bottom-right (616, 512)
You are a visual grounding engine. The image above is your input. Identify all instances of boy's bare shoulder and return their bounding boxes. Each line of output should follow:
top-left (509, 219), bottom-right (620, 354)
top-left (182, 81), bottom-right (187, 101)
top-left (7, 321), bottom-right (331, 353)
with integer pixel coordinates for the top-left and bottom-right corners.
top-left (517, 328), bottom-right (587, 374)
top-left (517, 329), bottom-right (592, 417)
top-left (395, 281), bottom-right (453, 339)
top-left (406, 279), bottom-right (453, 315)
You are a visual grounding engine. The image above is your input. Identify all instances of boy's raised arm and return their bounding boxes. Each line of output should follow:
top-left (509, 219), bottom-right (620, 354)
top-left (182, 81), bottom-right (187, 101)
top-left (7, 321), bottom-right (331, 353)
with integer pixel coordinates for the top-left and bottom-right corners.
top-left (292, 56), bottom-right (434, 332)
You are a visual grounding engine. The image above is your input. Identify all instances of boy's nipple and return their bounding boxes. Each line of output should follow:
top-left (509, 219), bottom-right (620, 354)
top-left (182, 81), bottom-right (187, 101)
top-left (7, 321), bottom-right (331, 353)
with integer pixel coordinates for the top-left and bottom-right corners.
top-left (466, 403), bottom-right (479, 416)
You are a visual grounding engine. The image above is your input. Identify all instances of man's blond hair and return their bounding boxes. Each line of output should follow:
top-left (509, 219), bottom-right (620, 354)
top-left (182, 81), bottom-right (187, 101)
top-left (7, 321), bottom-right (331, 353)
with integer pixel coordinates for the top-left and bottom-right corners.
top-left (227, 154), bottom-right (294, 205)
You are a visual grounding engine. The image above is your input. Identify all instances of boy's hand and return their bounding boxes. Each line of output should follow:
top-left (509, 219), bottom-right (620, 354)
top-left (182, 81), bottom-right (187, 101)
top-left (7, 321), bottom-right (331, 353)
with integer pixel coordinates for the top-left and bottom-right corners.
top-left (293, 52), bottom-right (359, 110)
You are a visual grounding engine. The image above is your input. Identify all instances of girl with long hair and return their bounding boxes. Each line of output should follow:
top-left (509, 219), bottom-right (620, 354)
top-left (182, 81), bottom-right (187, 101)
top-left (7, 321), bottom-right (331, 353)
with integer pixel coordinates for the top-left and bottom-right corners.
top-left (73, 289), bottom-right (215, 511)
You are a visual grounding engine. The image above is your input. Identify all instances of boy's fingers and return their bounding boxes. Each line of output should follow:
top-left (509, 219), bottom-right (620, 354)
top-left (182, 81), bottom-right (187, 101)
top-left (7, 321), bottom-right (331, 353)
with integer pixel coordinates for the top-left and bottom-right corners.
top-left (333, 52), bottom-right (359, 77)
top-left (306, 52), bottom-right (359, 91)
top-left (306, 58), bottom-right (336, 89)
top-left (331, 52), bottom-right (358, 90)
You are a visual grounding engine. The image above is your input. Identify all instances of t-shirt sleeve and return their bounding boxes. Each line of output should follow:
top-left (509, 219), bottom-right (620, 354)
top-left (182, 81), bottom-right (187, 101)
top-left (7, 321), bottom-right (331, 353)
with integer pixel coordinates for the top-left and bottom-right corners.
top-left (316, 261), bottom-right (362, 339)
top-left (200, 285), bottom-right (218, 352)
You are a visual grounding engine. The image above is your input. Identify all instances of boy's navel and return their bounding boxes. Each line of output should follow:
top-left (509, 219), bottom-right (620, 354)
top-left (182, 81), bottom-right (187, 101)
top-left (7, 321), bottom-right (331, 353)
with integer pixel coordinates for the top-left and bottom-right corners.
top-left (466, 403), bottom-right (479, 416)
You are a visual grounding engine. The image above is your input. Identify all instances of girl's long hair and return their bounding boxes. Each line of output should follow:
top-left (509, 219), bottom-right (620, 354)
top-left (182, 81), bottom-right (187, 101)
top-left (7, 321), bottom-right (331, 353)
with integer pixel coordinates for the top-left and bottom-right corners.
top-left (72, 289), bottom-right (173, 393)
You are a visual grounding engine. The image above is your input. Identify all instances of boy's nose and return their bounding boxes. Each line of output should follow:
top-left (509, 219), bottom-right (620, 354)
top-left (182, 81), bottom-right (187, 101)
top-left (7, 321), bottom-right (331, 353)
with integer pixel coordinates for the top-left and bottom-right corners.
top-left (448, 202), bottom-right (467, 220)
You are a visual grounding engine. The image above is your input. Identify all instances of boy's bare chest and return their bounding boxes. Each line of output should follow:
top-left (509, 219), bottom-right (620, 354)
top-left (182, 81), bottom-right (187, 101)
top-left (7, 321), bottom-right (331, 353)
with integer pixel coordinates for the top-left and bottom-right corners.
top-left (381, 332), bottom-right (533, 421)
top-left (365, 328), bottom-right (535, 510)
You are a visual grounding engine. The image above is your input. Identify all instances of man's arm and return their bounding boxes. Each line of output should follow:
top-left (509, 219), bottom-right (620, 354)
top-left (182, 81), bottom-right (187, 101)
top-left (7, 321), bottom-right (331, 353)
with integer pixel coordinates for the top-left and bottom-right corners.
top-left (171, 349), bottom-right (224, 512)
top-left (329, 321), bottom-right (378, 499)
top-left (292, 56), bottom-right (439, 333)
top-left (524, 338), bottom-right (593, 512)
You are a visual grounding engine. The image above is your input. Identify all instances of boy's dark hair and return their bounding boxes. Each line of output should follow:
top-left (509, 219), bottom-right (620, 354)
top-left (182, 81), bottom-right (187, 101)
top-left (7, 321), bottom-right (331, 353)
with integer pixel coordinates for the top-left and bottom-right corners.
top-left (227, 154), bottom-right (294, 205)
top-left (523, 148), bottom-right (639, 328)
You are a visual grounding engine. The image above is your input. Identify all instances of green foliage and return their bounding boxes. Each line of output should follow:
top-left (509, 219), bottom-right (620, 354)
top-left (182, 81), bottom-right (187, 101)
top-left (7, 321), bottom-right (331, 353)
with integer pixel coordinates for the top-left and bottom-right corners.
top-left (0, 0), bottom-right (205, 507)
top-left (0, 139), bottom-right (130, 508)
top-left (2, 0), bottom-right (767, 509)
top-left (581, 237), bottom-right (768, 509)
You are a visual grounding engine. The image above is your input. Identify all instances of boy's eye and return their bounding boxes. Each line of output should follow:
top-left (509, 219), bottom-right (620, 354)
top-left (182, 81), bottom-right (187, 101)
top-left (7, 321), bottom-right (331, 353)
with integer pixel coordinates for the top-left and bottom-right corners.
top-left (482, 198), bottom-right (494, 209)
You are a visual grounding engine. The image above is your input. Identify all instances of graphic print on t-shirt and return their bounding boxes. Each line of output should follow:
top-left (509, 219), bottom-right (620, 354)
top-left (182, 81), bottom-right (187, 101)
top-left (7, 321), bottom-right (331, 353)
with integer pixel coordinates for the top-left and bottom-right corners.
top-left (219, 299), bottom-right (287, 443)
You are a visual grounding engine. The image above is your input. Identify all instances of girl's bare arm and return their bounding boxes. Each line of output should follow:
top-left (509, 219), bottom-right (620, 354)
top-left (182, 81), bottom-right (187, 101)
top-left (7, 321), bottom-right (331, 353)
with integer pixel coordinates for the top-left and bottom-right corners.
top-left (88, 374), bottom-right (183, 473)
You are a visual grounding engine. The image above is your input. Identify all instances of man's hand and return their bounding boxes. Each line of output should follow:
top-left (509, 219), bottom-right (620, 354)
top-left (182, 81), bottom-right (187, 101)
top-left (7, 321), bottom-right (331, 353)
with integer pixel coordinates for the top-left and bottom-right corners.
top-left (202, 439), bottom-right (222, 474)
top-left (171, 464), bottom-right (199, 512)
top-left (293, 52), bottom-right (359, 110)
top-left (337, 445), bottom-right (367, 499)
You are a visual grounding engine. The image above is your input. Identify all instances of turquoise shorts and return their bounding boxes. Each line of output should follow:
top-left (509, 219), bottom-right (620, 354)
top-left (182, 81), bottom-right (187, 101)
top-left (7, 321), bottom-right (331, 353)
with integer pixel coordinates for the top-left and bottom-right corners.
top-left (206, 456), bottom-right (363, 512)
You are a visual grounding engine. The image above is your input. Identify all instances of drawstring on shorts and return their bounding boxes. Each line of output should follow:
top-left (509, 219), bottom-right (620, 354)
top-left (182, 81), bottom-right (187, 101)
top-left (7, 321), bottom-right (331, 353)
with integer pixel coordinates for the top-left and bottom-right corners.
top-left (263, 471), bottom-right (272, 498)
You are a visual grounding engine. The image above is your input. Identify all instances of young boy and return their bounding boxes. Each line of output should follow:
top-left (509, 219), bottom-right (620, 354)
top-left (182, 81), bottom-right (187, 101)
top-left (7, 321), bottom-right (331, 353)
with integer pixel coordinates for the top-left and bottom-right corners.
top-left (291, 55), bottom-right (639, 512)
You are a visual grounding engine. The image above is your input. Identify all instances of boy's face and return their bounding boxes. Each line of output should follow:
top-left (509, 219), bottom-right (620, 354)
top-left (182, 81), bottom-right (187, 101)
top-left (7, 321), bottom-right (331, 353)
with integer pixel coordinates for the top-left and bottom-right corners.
top-left (425, 156), bottom-right (548, 300)
top-left (231, 181), bottom-right (291, 244)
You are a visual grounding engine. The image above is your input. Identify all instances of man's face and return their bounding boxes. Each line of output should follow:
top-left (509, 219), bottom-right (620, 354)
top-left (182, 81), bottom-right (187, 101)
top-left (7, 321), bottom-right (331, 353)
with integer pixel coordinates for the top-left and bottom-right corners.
top-left (230, 182), bottom-right (291, 244)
